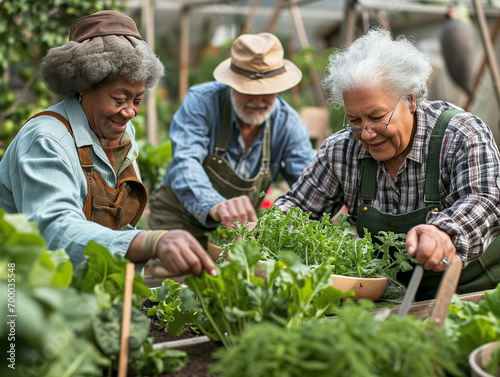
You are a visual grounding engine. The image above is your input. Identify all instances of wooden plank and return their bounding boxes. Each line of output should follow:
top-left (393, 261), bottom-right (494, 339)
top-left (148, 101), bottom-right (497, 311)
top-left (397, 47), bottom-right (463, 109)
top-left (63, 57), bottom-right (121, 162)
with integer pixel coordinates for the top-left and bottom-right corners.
top-left (473, 0), bottom-right (500, 108)
top-left (153, 335), bottom-right (211, 350)
top-left (373, 290), bottom-right (486, 320)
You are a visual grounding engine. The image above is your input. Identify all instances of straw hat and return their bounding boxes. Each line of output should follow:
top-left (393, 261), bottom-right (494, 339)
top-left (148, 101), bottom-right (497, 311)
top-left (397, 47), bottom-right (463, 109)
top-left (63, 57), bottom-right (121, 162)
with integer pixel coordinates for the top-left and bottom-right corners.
top-left (213, 32), bottom-right (302, 95)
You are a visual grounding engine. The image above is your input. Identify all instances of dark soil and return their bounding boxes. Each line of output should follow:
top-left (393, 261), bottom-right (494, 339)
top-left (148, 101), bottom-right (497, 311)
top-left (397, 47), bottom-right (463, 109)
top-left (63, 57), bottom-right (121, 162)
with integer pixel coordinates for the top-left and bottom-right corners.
top-left (141, 298), bottom-right (221, 377)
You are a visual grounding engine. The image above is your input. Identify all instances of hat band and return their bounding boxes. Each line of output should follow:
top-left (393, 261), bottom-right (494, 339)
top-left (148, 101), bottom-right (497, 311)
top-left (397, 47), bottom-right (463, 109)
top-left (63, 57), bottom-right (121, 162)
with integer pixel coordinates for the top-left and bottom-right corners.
top-left (230, 63), bottom-right (286, 80)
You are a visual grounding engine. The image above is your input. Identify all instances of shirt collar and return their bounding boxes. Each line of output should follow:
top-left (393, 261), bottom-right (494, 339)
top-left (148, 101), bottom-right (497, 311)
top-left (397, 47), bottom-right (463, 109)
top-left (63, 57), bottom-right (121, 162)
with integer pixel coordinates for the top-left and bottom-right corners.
top-left (63, 96), bottom-right (139, 171)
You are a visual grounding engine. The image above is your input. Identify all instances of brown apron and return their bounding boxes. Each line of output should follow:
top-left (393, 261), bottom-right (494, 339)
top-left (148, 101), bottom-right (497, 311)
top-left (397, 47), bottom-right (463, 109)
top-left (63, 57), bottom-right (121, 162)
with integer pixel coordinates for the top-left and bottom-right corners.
top-left (356, 109), bottom-right (500, 300)
top-left (148, 89), bottom-right (273, 247)
top-left (29, 111), bottom-right (147, 229)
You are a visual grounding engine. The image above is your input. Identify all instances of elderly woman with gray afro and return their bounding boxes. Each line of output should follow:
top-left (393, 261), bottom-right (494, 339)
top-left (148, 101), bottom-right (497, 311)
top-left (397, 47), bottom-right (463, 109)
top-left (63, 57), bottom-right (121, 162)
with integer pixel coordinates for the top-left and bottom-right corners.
top-left (274, 27), bottom-right (500, 300)
top-left (0, 10), bottom-right (216, 278)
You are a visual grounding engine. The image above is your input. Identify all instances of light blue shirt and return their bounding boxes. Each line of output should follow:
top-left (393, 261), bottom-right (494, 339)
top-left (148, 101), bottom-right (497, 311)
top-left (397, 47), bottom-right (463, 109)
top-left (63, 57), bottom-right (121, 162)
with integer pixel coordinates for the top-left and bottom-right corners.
top-left (0, 97), bottom-right (143, 269)
top-left (163, 81), bottom-right (317, 226)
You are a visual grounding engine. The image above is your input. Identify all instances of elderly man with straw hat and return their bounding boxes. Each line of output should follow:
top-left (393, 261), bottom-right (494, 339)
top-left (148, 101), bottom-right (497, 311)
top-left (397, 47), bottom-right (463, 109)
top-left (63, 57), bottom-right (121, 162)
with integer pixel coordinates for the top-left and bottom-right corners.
top-left (149, 32), bottom-right (317, 248)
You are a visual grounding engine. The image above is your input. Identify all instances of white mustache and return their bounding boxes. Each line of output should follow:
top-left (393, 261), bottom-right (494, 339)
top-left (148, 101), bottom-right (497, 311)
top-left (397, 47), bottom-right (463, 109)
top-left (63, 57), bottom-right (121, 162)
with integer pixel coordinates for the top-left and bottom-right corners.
top-left (244, 103), bottom-right (268, 109)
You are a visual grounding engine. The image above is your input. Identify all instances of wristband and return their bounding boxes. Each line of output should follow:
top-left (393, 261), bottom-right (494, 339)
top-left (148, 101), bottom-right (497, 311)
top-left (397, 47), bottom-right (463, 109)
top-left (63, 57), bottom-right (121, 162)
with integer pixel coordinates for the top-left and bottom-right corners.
top-left (141, 230), bottom-right (169, 260)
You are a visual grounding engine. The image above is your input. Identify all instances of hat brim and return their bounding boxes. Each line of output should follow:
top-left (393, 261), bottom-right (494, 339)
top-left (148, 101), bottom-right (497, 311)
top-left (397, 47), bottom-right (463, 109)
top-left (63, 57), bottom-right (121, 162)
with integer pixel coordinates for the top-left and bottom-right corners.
top-left (213, 58), bottom-right (302, 95)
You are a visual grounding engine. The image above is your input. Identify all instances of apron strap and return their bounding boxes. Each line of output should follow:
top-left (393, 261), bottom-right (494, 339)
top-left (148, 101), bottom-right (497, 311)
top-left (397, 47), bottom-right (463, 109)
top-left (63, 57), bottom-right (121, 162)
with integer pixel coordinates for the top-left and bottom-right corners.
top-left (214, 88), bottom-right (232, 155)
top-left (424, 108), bottom-right (463, 203)
top-left (360, 158), bottom-right (377, 200)
top-left (27, 111), bottom-right (95, 174)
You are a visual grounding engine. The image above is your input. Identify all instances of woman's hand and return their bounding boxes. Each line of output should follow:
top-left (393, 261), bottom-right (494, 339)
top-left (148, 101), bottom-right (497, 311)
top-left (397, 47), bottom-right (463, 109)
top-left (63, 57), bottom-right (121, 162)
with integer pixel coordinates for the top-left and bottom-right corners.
top-left (406, 224), bottom-right (457, 272)
top-left (155, 230), bottom-right (217, 277)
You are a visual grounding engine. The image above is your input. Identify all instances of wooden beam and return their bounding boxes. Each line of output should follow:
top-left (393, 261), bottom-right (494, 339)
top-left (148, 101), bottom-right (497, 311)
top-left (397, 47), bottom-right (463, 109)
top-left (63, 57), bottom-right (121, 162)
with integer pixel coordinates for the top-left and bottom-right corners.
top-left (463, 17), bottom-right (500, 111)
top-left (143, 0), bottom-right (158, 145)
top-left (341, 0), bottom-right (358, 45)
top-left (179, 6), bottom-right (190, 100)
top-left (266, 0), bottom-right (287, 33)
top-left (288, 0), bottom-right (324, 106)
top-left (241, 0), bottom-right (260, 34)
top-left (472, 0), bottom-right (500, 109)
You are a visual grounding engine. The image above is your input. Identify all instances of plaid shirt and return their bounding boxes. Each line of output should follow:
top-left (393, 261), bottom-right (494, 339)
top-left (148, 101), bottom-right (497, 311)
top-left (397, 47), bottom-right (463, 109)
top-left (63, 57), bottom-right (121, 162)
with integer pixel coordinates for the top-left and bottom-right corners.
top-left (275, 101), bottom-right (500, 265)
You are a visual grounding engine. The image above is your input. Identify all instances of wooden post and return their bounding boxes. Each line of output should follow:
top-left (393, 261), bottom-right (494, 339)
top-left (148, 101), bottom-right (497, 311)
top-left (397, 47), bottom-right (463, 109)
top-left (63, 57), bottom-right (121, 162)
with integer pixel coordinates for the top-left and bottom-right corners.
top-left (472, 0), bottom-right (500, 108)
top-left (241, 0), bottom-right (260, 34)
top-left (463, 17), bottom-right (500, 111)
top-left (179, 5), bottom-right (190, 100)
top-left (143, 0), bottom-right (158, 145)
top-left (118, 263), bottom-right (135, 377)
top-left (266, 0), bottom-right (287, 33)
top-left (288, 0), bottom-right (324, 106)
top-left (341, 0), bottom-right (358, 46)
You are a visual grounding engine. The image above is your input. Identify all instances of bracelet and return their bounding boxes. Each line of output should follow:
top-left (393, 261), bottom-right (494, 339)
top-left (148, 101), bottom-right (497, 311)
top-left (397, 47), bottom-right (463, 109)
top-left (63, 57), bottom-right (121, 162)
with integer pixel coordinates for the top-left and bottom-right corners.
top-left (141, 230), bottom-right (169, 260)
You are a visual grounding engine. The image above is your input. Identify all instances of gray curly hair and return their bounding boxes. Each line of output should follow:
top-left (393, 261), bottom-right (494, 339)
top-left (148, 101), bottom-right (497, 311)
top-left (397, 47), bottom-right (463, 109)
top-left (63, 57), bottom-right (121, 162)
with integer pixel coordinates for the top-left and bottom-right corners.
top-left (322, 28), bottom-right (433, 108)
top-left (40, 35), bottom-right (165, 98)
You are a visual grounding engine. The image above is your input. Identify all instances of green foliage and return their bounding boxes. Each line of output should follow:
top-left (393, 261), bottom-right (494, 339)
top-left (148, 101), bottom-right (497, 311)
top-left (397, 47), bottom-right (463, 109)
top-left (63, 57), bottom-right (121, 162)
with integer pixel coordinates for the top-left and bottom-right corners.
top-left (238, 206), bottom-right (413, 284)
top-left (210, 301), bottom-right (465, 377)
top-left (0, 209), bottom-right (186, 376)
top-left (71, 241), bottom-right (151, 309)
top-left (130, 337), bottom-right (188, 376)
top-left (147, 279), bottom-right (184, 331)
top-left (444, 284), bottom-right (500, 368)
top-left (0, 209), bottom-right (109, 377)
top-left (0, 0), bottom-right (125, 161)
top-left (149, 241), bottom-right (353, 349)
top-left (137, 139), bottom-right (172, 196)
top-left (486, 344), bottom-right (500, 375)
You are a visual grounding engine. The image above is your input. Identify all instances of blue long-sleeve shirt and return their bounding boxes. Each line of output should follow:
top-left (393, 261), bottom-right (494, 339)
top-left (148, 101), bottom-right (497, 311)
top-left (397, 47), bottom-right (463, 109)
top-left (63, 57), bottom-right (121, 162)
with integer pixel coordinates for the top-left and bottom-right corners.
top-left (0, 97), bottom-right (143, 269)
top-left (162, 81), bottom-right (317, 226)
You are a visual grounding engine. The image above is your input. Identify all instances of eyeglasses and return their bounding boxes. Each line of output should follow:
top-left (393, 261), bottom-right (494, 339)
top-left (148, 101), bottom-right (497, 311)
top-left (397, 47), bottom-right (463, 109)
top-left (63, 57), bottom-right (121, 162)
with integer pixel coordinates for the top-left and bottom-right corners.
top-left (343, 96), bottom-right (402, 134)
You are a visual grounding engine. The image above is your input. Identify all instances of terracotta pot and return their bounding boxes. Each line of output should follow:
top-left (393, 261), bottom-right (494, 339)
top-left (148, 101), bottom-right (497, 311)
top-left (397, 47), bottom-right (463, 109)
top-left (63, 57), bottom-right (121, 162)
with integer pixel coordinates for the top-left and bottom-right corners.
top-left (469, 341), bottom-right (500, 377)
top-left (207, 241), bottom-right (225, 262)
top-left (330, 274), bottom-right (388, 301)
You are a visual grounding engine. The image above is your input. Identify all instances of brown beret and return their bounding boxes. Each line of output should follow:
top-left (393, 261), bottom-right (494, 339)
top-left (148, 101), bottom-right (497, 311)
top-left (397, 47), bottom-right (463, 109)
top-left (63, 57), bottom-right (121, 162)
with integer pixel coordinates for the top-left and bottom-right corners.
top-left (69, 10), bottom-right (143, 43)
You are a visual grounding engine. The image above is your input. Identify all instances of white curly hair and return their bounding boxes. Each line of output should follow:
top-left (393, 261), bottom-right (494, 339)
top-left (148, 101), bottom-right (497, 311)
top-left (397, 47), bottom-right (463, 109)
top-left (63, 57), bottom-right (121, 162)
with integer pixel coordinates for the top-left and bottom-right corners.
top-left (322, 28), bottom-right (433, 108)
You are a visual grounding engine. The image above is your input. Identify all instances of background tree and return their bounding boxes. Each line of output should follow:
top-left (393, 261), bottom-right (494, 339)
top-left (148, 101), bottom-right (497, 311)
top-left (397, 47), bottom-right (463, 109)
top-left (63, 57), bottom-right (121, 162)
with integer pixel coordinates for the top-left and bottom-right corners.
top-left (0, 0), bottom-right (125, 160)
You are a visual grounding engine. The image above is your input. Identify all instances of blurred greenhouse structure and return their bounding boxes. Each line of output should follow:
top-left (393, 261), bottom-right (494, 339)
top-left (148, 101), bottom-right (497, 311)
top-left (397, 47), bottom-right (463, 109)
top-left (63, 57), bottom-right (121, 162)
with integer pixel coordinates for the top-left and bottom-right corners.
top-left (128, 0), bottom-right (500, 144)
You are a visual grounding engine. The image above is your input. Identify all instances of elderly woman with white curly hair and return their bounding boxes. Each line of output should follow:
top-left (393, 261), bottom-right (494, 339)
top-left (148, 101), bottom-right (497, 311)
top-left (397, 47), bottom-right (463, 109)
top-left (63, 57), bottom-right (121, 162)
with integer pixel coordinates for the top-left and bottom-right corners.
top-left (274, 27), bottom-right (500, 300)
top-left (0, 10), bottom-right (216, 278)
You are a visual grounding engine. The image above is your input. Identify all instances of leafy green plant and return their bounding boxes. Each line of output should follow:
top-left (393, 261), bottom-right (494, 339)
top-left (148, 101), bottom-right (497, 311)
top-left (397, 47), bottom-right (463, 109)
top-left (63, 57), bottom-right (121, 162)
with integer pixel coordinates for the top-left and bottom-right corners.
top-left (137, 139), bottom-right (172, 197)
top-left (149, 241), bottom-right (353, 349)
top-left (210, 301), bottom-right (465, 377)
top-left (238, 206), bottom-right (413, 286)
top-left (485, 345), bottom-right (500, 376)
top-left (0, 209), bottom-right (187, 377)
top-left (443, 284), bottom-right (500, 370)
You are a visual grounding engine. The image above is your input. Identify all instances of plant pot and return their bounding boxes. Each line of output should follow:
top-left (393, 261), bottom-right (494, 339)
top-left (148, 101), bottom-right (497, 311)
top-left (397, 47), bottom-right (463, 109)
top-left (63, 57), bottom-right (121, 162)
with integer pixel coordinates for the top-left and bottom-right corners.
top-left (207, 241), bottom-right (225, 262)
top-left (469, 341), bottom-right (500, 377)
top-left (330, 274), bottom-right (388, 301)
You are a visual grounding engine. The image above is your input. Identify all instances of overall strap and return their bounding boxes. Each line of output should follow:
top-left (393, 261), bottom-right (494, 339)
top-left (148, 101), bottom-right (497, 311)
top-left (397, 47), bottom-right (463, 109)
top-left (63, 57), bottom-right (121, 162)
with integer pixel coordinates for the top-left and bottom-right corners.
top-left (360, 158), bottom-right (378, 200)
top-left (214, 88), bottom-right (232, 155)
top-left (424, 108), bottom-right (463, 203)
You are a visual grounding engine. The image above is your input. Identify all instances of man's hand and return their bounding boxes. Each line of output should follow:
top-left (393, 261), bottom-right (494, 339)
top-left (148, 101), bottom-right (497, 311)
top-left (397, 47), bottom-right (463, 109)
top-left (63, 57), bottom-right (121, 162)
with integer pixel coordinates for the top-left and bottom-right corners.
top-left (406, 224), bottom-right (457, 272)
top-left (155, 229), bottom-right (216, 277)
top-left (209, 195), bottom-right (258, 228)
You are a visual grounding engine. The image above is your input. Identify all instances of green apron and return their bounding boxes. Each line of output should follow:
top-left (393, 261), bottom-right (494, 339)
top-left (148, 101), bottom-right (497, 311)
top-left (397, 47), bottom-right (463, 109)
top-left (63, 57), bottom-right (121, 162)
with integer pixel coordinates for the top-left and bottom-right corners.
top-left (356, 109), bottom-right (500, 300)
top-left (148, 89), bottom-right (273, 248)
